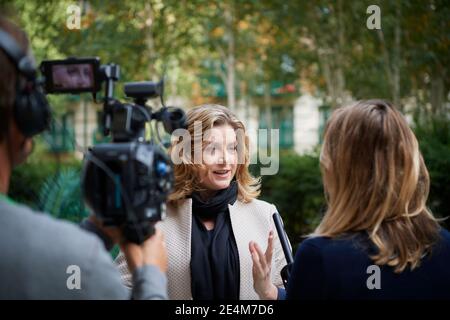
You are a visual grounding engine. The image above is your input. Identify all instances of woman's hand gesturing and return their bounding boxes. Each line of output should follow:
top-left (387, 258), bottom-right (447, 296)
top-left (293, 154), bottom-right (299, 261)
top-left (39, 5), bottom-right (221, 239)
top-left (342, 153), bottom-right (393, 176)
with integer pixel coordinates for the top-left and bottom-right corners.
top-left (249, 231), bottom-right (278, 300)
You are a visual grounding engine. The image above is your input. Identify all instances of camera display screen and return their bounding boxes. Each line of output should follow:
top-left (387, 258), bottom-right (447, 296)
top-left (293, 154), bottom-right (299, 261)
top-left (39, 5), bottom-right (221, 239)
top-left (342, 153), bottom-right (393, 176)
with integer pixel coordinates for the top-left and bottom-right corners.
top-left (52, 63), bottom-right (94, 90)
top-left (40, 57), bottom-right (101, 94)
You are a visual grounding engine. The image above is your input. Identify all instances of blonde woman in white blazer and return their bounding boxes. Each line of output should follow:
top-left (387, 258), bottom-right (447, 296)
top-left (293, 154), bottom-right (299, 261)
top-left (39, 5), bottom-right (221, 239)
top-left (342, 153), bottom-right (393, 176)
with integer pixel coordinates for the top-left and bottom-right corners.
top-left (116, 104), bottom-right (289, 300)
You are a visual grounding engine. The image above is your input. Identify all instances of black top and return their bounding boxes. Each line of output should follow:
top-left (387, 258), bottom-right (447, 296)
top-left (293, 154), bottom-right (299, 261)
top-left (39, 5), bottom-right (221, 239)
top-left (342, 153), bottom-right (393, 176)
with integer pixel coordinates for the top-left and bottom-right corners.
top-left (285, 228), bottom-right (450, 299)
top-left (190, 182), bottom-right (240, 300)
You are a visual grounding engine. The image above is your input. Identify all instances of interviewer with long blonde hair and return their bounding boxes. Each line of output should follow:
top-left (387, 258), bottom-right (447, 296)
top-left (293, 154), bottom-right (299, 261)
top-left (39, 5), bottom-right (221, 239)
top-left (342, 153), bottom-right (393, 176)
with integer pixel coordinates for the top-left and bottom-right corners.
top-left (250, 99), bottom-right (450, 299)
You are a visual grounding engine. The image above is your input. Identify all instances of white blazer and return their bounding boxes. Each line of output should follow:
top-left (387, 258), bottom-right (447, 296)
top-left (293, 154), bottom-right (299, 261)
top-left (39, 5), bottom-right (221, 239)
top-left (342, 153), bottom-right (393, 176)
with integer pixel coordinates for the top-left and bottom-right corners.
top-left (115, 198), bottom-right (290, 299)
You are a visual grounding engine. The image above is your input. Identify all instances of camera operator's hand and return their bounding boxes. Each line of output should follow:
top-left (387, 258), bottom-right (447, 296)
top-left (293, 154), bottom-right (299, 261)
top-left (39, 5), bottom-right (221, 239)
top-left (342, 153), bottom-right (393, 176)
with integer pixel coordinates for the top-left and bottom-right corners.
top-left (87, 214), bottom-right (122, 244)
top-left (120, 228), bottom-right (167, 274)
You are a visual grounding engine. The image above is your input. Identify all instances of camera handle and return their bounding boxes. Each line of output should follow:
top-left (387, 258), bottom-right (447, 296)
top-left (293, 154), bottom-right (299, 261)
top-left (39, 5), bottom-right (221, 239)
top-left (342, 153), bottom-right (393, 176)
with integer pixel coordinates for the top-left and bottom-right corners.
top-left (272, 212), bottom-right (294, 289)
top-left (100, 63), bottom-right (120, 136)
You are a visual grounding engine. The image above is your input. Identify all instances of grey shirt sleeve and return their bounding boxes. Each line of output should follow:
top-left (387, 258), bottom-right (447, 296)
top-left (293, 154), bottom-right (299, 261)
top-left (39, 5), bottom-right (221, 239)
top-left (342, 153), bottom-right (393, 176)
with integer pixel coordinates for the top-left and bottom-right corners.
top-left (0, 201), bottom-right (167, 299)
top-left (84, 240), bottom-right (168, 300)
top-left (131, 265), bottom-right (168, 300)
top-left (79, 218), bottom-right (167, 299)
top-left (81, 239), bottom-right (130, 299)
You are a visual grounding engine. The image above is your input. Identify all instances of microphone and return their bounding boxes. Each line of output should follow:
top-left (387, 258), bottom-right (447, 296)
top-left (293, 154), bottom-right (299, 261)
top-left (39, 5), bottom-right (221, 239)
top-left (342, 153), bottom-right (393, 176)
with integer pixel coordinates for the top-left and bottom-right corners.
top-left (272, 212), bottom-right (294, 288)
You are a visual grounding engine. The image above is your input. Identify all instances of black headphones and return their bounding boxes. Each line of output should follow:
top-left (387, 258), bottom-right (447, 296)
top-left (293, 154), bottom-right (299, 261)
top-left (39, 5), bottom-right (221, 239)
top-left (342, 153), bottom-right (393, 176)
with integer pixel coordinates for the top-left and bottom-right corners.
top-left (0, 28), bottom-right (51, 137)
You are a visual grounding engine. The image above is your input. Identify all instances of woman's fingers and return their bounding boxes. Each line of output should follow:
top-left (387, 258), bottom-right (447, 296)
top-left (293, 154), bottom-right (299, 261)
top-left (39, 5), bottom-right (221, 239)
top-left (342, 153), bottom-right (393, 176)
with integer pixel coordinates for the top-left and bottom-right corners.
top-left (250, 235), bottom-right (274, 273)
top-left (265, 230), bottom-right (274, 265)
top-left (253, 242), bottom-right (268, 273)
top-left (249, 233), bottom-right (274, 279)
top-left (250, 242), bottom-right (265, 279)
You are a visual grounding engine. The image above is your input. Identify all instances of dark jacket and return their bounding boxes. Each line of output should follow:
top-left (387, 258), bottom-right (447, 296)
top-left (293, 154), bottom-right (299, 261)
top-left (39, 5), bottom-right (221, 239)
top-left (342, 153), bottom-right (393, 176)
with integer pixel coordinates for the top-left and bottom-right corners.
top-left (285, 228), bottom-right (450, 299)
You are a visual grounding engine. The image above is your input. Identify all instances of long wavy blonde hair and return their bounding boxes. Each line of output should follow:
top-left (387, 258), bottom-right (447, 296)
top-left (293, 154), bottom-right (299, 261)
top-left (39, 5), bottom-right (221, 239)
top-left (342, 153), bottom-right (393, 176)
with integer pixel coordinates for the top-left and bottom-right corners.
top-left (168, 104), bottom-right (261, 206)
top-left (316, 100), bottom-right (441, 273)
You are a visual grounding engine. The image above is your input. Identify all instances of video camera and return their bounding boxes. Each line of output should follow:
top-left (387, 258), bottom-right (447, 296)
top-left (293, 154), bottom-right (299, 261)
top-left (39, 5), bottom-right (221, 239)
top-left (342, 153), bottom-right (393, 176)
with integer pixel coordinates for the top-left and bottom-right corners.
top-left (40, 57), bottom-right (186, 243)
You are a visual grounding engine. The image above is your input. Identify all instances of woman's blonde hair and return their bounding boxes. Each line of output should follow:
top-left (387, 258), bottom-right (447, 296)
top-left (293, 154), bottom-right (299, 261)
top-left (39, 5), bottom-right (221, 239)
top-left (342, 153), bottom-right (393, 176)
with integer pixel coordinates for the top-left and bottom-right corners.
top-left (168, 104), bottom-right (260, 205)
top-left (316, 99), bottom-right (440, 273)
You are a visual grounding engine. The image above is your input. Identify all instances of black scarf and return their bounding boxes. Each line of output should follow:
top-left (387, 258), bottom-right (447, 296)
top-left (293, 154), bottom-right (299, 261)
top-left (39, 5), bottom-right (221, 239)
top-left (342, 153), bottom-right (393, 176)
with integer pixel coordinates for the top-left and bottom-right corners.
top-left (190, 181), bottom-right (240, 300)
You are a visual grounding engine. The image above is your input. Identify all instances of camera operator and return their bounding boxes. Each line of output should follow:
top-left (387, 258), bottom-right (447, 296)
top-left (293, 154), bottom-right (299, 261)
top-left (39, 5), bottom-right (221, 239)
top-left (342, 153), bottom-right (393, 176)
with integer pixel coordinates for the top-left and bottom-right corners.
top-left (0, 16), bottom-right (168, 300)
